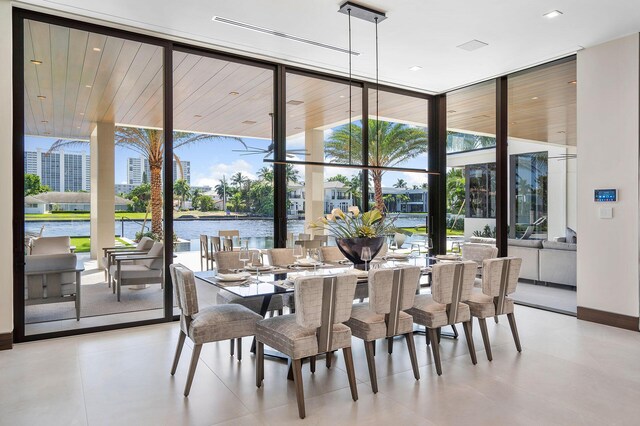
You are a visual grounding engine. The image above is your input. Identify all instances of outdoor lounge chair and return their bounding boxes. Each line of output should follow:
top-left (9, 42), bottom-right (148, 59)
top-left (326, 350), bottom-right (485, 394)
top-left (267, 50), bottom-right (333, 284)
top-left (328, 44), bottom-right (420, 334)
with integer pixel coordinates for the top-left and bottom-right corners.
top-left (110, 242), bottom-right (164, 301)
top-left (102, 236), bottom-right (155, 285)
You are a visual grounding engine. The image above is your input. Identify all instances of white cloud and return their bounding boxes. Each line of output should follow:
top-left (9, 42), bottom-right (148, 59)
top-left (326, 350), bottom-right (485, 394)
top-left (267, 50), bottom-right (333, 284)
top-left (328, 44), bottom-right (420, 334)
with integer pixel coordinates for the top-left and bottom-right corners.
top-left (193, 159), bottom-right (257, 187)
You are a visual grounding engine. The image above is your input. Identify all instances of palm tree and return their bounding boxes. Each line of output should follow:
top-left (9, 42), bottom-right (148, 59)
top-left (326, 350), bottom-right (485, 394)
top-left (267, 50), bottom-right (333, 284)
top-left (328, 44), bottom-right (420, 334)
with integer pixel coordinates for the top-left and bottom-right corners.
top-left (214, 177), bottom-right (231, 210)
top-left (231, 172), bottom-right (249, 191)
top-left (286, 164), bottom-right (301, 183)
top-left (257, 167), bottom-right (274, 182)
top-left (393, 178), bottom-right (408, 189)
top-left (173, 179), bottom-right (191, 210)
top-left (49, 127), bottom-right (238, 236)
top-left (325, 120), bottom-right (427, 212)
top-left (446, 131), bottom-right (495, 152)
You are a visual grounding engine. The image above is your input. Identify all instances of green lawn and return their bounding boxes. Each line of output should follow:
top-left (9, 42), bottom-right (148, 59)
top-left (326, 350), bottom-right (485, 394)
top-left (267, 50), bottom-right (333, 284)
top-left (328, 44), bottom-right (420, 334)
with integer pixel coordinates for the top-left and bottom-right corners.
top-left (398, 225), bottom-right (463, 236)
top-left (70, 237), bottom-right (132, 253)
top-left (26, 212), bottom-right (149, 221)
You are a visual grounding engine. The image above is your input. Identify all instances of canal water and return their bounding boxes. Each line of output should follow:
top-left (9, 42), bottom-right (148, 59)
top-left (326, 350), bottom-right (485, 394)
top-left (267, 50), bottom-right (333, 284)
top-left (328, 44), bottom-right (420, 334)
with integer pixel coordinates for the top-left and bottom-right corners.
top-left (26, 215), bottom-right (429, 250)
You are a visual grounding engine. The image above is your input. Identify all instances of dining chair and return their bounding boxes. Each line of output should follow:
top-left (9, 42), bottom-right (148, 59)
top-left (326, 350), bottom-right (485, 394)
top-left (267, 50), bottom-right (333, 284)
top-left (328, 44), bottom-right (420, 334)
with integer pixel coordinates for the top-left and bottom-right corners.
top-left (313, 234), bottom-right (329, 246)
top-left (344, 266), bottom-right (422, 393)
top-left (219, 230), bottom-right (240, 239)
top-left (255, 274), bottom-right (358, 419)
top-left (464, 257), bottom-right (523, 361)
top-left (406, 261), bottom-right (478, 375)
top-left (266, 248), bottom-right (295, 267)
top-left (209, 236), bottom-right (221, 254)
top-left (319, 246), bottom-right (346, 263)
top-left (199, 235), bottom-right (213, 271)
top-left (169, 264), bottom-right (261, 396)
top-left (297, 233), bottom-right (311, 241)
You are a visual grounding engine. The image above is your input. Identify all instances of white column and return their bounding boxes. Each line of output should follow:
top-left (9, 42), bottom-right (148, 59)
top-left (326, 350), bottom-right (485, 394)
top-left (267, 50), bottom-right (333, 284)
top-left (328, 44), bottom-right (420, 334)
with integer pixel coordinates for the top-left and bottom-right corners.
top-left (304, 129), bottom-right (325, 234)
top-left (0, 0), bottom-right (13, 339)
top-left (577, 33), bottom-right (640, 322)
top-left (90, 122), bottom-right (116, 265)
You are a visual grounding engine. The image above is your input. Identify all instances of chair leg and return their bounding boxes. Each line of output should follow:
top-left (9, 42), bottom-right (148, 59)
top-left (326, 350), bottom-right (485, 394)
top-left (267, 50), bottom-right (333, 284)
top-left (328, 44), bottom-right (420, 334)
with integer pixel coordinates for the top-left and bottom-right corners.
top-left (372, 339), bottom-right (376, 357)
top-left (256, 341), bottom-right (264, 388)
top-left (428, 328), bottom-right (442, 376)
top-left (117, 280), bottom-right (121, 302)
top-left (507, 313), bottom-right (522, 352)
top-left (364, 340), bottom-right (378, 393)
top-left (325, 351), bottom-right (333, 368)
top-left (405, 332), bottom-right (420, 381)
top-left (184, 344), bottom-right (203, 397)
top-left (230, 338), bottom-right (234, 357)
top-left (171, 331), bottom-right (187, 375)
top-left (277, 309), bottom-right (283, 316)
top-left (451, 324), bottom-right (459, 338)
top-left (236, 338), bottom-right (242, 361)
top-left (462, 321), bottom-right (477, 365)
top-left (477, 318), bottom-right (493, 361)
top-left (387, 336), bottom-right (394, 354)
top-left (310, 356), bottom-right (316, 373)
top-left (287, 359), bottom-right (294, 381)
top-left (342, 347), bottom-right (358, 401)
top-left (494, 315), bottom-right (499, 324)
top-left (292, 358), bottom-right (306, 419)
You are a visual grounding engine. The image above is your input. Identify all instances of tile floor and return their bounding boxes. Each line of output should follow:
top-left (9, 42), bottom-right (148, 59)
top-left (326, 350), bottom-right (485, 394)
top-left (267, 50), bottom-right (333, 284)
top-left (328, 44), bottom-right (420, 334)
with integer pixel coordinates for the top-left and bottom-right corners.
top-left (2, 305), bottom-right (640, 425)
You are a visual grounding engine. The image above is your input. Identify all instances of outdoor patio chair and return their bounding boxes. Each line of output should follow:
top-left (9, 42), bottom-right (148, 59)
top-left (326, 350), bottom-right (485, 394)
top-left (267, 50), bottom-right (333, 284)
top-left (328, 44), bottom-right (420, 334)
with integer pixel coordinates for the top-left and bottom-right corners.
top-left (255, 274), bottom-right (358, 419)
top-left (464, 257), bottom-right (523, 361)
top-left (406, 261), bottom-right (478, 375)
top-left (102, 236), bottom-right (155, 285)
top-left (24, 252), bottom-right (81, 320)
top-left (344, 266), bottom-right (421, 393)
top-left (169, 264), bottom-right (261, 396)
top-left (110, 242), bottom-right (164, 301)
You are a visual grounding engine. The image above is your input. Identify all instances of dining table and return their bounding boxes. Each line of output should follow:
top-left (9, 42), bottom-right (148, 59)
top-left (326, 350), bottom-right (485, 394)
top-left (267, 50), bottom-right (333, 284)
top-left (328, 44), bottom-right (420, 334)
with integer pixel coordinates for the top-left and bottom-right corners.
top-left (194, 254), bottom-right (463, 360)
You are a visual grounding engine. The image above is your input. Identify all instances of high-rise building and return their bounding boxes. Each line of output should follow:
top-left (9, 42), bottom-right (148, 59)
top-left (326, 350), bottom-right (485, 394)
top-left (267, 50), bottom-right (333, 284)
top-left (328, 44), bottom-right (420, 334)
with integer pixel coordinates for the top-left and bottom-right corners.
top-left (24, 148), bottom-right (90, 192)
top-left (127, 156), bottom-right (190, 185)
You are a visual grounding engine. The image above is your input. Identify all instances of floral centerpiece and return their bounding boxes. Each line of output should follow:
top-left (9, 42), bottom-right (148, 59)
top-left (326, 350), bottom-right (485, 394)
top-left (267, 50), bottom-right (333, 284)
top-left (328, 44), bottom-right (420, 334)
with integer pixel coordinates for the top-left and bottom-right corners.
top-left (309, 206), bottom-right (396, 269)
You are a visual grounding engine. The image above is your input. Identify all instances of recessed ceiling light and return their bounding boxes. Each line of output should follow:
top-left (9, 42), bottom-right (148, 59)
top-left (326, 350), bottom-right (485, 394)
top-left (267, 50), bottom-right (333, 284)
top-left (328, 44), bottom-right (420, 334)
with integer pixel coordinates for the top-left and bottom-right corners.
top-left (568, 80), bottom-right (577, 84)
top-left (339, 95), bottom-right (345, 98)
top-left (229, 91), bottom-right (240, 96)
top-left (79, 112), bottom-right (84, 116)
top-left (287, 100), bottom-right (304, 106)
top-left (531, 96), bottom-right (539, 100)
top-left (409, 66), bottom-right (422, 71)
top-left (543, 10), bottom-right (563, 19)
top-left (457, 39), bottom-right (488, 52)
top-left (194, 114), bottom-right (202, 118)
top-left (41, 120), bottom-right (48, 124)
top-left (92, 47), bottom-right (101, 52)
top-left (447, 110), bottom-right (457, 114)
top-left (37, 95), bottom-right (46, 100)
top-left (30, 59), bottom-right (42, 65)
top-left (77, 126), bottom-right (81, 129)
top-left (85, 85), bottom-right (92, 88)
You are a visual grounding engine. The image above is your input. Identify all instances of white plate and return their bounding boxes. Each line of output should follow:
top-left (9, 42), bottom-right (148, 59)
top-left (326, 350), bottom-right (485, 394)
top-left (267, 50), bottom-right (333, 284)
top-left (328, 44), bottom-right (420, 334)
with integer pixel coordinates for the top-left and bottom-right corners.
top-left (295, 259), bottom-right (321, 267)
top-left (246, 265), bottom-right (272, 272)
top-left (385, 253), bottom-right (409, 260)
top-left (215, 272), bottom-right (251, 282)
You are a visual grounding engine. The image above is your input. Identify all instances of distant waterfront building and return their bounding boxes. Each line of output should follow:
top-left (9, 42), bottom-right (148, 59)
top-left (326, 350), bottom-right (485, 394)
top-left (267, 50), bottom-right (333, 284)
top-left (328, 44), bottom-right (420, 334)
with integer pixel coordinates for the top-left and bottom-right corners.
top-left (127, 156), bottom-right (190, 185)
top-left (114, 183), bottom-right (136, 195)
top-left (24, 148), bottom-right (90, 192)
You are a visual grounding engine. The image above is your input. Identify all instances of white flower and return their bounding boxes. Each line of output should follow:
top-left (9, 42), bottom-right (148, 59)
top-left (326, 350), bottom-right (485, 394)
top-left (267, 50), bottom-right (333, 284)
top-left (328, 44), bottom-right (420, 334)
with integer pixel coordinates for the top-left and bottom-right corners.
top-left (348, 206), bottom-right (360, 216)
top-left (331, 208), bottom-right (345, 219)
top-left (326, 214), bottom-right (335, 222)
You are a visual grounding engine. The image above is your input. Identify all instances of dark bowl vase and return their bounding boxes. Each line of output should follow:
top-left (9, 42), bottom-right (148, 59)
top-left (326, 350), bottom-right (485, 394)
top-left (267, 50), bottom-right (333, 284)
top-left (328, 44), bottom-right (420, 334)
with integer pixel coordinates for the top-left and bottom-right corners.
top-left (336, 236), bottom-right (385, 271)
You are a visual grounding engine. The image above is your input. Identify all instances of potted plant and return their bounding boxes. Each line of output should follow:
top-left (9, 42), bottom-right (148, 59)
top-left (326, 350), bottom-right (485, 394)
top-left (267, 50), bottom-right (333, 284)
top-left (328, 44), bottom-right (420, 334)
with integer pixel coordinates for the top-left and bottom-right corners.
top-left (309, 206), bottom-right (396, 270)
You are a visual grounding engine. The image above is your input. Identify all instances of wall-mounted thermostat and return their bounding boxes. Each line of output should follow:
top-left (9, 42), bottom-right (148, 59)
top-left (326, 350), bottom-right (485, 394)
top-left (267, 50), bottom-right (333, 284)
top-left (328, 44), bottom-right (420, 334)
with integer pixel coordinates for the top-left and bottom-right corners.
top-left (594, 188), bottom-right (617, 202)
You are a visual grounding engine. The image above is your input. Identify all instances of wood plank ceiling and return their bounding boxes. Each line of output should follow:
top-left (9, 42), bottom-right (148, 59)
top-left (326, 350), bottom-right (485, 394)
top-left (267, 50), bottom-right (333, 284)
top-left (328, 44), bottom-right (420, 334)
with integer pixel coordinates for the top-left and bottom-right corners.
top-left (25, 20), bottom-right (574, 146)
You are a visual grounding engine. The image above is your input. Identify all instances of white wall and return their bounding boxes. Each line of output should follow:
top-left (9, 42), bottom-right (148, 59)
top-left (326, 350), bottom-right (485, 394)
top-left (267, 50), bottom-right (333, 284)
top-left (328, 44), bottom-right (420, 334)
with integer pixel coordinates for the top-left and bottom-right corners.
top-left (577, 34), bottom-right (640, 319)
top-left (0, 0), bottom-right (13, 336)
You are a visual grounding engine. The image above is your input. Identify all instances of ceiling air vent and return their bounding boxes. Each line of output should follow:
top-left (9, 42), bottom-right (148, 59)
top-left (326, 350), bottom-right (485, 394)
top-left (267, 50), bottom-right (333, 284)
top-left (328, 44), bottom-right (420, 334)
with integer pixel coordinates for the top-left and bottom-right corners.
top-left (287, 100), bottom-right (304, 106)
top-left (457, 40), bottom-right (488, 52)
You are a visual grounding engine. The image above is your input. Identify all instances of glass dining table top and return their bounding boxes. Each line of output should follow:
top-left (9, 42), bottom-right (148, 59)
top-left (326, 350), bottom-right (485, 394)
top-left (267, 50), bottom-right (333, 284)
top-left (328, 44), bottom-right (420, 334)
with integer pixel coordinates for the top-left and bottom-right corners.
top-left (194, 256), bottom-right (443, 299)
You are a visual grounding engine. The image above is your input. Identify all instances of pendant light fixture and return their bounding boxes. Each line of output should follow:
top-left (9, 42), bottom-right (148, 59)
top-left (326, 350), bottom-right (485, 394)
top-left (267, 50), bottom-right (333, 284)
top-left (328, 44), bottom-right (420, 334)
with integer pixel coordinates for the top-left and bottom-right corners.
top-left (264, 2), bottom-right (437, 176)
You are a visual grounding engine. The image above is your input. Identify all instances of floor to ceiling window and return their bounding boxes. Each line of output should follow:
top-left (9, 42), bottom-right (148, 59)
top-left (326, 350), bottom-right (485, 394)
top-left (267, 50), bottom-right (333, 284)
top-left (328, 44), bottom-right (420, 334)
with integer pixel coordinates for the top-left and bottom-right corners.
top-left (507, 58), bottom-right (577, 314)
top-left (21, 17), bottom-right (168, 336)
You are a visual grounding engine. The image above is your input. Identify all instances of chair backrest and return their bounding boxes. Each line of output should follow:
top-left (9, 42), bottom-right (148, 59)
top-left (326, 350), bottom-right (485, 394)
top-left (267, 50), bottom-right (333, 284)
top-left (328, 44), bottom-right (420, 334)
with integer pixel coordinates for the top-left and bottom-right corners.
top-left (481, 257), bottom-right (522, 314)
top-left (199, 235), bottom-right (209, 258)
top-left (222, 238), bottom-right (234, 251)
top-left (30, 236), bottom-right (71, 255)
top-left (313, 235), bottom-right (328, 245)
top-left (209, 236), bottom-right (221, 252)
top-left (136, 242), bottom-right (164, 270)
top-left (298, 233), bottom-right (311, 241)
top-left (267, 248), bottom-right (294, 266)
top-left (294, 274), bottom-right (357, 353)
top-left (368, 266), bottom-right (421, 336)
top-left (25, 253), bottom-right (78, 299)
top-left (214, 249), bottom-right (260, 271)
top-left (461, 243), bottom-right (498, 265)
top-left (431, 261), bottom-right (477, 324)
top-left (319, 246), bottom-right (346, 263)
top-left (169, 264), bottom-right (199, 317)
top-left (136, 236), bottom-right (155, 251)
top-left (219, 230), bottom-right (240, 238)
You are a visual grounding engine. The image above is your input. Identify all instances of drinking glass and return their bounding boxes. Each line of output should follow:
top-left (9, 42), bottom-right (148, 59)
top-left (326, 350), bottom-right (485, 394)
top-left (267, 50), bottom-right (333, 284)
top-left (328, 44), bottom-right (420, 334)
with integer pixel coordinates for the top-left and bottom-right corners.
top-left (251, 251), bottom-right (262, 279)
top-left (239, 245), bottom-right (250, 270)
top-left (361, 246), bottom-right (372, 271)
top-left (410, 243), bottom-right (421, 265)
top-left (293, 244), bottom-right (303, 266)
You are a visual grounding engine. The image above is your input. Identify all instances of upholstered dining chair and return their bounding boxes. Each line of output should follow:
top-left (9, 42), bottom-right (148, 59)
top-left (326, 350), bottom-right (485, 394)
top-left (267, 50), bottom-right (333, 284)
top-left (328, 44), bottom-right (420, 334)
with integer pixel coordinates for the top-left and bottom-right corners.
top-left (406, 261), bottom-right (478, 376)
top-left (319, 246), bottom-right (347, 263)
top-left (344, 266), bottom-right (422, 393)
top-left (199, 235), bottom-right (213, 271)
top-left (255, 274), bottom-right (358, 419)
top-left (313, 234), bottom-right (328, 246)
top-left (464, 257), bottom-right (523, 361)
top-left (219, 230), bottom-right (239, 251)
top-left (266, 248), bottom-right (295, 267)
top-left (209, 236), bottom-right (221, 253)
top-left (169, 264), bottom-right (261, 396)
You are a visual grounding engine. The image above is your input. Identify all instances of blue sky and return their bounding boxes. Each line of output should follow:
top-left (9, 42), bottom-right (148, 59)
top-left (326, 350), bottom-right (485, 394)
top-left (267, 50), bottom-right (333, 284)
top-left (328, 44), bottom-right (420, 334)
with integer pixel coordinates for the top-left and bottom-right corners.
top-left (25, 132), bottom-right (428, 188)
